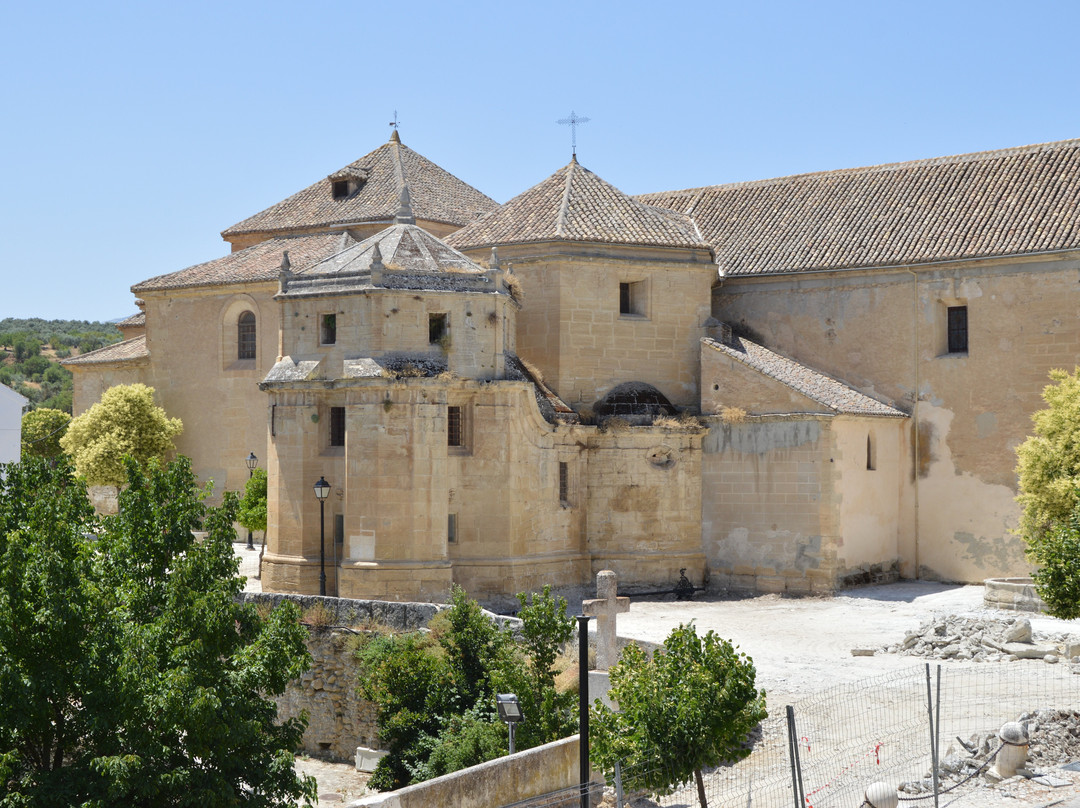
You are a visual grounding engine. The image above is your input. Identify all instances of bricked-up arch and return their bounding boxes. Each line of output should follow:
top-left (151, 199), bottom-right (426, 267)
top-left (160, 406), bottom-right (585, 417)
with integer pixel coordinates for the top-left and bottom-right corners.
top-left (594, 382), bottom-right (678, 425)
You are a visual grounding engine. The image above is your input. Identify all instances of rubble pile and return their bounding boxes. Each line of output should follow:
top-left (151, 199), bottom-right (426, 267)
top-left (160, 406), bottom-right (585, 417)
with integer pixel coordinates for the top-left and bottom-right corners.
top-left (900, 710), bottom-right (1080, 795)
top-left (880, 616), bottom-right (1080, 663)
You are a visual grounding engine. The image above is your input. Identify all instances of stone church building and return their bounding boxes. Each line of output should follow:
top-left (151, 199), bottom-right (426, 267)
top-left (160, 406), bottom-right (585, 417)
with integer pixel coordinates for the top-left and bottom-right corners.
top-left (66, 132), bottom-right (1080, 603)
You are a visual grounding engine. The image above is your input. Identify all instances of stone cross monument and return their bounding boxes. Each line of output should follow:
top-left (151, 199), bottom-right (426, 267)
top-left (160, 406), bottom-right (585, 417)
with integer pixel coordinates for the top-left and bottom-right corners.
top-left (582, 570), bottom-right (629, 671)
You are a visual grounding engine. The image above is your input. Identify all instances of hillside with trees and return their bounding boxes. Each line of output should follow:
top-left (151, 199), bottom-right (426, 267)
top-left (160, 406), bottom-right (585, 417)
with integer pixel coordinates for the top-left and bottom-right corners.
top-left (0, 318), bottom-right (122, 413)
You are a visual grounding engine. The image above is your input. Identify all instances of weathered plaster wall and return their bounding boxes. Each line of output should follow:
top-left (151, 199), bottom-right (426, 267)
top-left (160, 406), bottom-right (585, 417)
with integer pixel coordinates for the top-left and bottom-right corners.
top-left (702, 417), bottom-right (840, 593)
top-left (583, 427), bottom-right (706, 588)
top-left (715, 255), bottom-right (1080, 582)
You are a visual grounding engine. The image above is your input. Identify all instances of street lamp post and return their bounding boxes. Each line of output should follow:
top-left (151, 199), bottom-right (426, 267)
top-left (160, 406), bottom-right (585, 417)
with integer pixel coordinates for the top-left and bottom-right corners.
top-left (496, 694), bottom-right (523, 755)
top-left (313, 476), bottom-right (330, 596)
top-left (245, 452), bottom-right (258, 550)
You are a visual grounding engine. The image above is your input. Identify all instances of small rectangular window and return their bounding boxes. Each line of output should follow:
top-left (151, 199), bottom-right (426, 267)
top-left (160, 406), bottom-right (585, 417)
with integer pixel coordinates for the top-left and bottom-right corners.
top-left (334, 514), bottom-right (344, 545)
top-left (332, 180), bottom-right (350, 199)
top-left (559, 461), bottom-right (569, 505)
top-left (429, 313), bottom-right (448, 344)
top-left (330, 406), bottom-right (345, 447)
top-left (947, 306), bottom-right (967, 354)
top-left (447, 406), bottom-right (463, 447)
top-left (321, 313), bottom-right (337, 345)
top-left (448, 513), bottom-right (457, 544)
top-left (619, 281), bottom-right (646, 316)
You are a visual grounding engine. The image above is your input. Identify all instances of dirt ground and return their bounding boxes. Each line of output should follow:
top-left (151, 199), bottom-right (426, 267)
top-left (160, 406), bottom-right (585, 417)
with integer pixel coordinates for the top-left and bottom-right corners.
top-left (257, 571), bottom-right (1080, 806)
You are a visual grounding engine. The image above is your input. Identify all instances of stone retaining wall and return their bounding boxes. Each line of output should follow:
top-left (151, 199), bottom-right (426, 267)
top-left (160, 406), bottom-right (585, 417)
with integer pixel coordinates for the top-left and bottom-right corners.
top-left (237, 592), bottom-right (522, 762)
top-left (983, 578), bottom-right (1048, 614)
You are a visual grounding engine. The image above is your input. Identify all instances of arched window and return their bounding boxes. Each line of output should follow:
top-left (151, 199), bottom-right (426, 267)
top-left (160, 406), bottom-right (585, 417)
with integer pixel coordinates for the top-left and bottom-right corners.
top-left (238, 311), bottom-right (256, 360)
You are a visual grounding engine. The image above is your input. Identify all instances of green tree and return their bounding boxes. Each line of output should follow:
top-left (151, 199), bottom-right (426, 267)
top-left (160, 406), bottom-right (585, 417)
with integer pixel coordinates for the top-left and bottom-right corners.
top-left (510, 585), bottom-right (576, 747)
top-left (239, 467), bottom-right (268, 534)
top-left (590, 624), bottom-right (767, 808)
top-left (1015, 368), bottom-right (1080, 616)
top-left (59, 383), bottom-right (182, 486)
top-left (0, 456), bottom-right (314, 807)
top-left (20, 408), bottom-right (70, 460)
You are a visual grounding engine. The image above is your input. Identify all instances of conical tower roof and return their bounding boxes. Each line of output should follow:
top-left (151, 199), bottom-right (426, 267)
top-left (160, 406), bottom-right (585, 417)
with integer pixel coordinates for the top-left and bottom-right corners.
top-left (446, 159), bottom-right (707, 251)
top-left (222, 133), bottom-right (497, 238)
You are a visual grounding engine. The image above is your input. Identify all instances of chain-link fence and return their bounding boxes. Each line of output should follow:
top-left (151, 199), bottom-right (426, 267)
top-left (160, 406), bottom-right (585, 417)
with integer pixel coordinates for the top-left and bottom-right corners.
top-left (505, 661), bottom-right (1080, 808)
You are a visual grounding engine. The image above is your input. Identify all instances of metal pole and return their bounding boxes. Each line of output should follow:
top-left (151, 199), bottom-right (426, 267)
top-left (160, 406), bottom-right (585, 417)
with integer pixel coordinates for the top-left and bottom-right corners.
top-left (925, 663), bottom-right (940, 808)
top-left (614, 762), bottom-right (624, 808)
top-left (785, 705), bottom-right (803, 808)
top-left (578, 614), bottom-right (590, 808)
top-left (245, 466), bottom-right (255, 550)
top-left (319, 498), bottom-right (326, 597)
top-left (935, 665), bottom-right (942, 802)
top-left (509, 721), bottom-right (516, 756)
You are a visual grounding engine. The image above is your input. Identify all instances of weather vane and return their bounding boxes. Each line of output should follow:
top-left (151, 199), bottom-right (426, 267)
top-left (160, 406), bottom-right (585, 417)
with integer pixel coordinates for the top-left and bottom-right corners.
top-left (557, 110), bottom-right (590, 159)
top-left (389, 110), bottom-right (400, 131)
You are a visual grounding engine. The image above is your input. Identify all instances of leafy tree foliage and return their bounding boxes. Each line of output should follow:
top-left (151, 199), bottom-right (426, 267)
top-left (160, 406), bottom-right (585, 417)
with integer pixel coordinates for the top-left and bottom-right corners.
top-left (356, 586), bottom-right (576, 791)
top-left (239, 467), bottom-right (268, 534)
top-left (1015, 368), bottom-right (1080, 617)
top-left (59, 383), bottom-right (182, 486)
top-left (590, 624), bottom-right (767, 808)
top-left (20, 408), bottom-right (70, 460)
top-left (0, 456), bottom-right (315, 807)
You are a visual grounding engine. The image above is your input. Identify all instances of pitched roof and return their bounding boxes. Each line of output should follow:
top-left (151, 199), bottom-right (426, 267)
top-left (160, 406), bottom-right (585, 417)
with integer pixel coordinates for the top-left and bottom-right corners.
top-left (446, 159), bottom-right (707, 251)
top-left (703, 336), bottom-right (905, 417)
top-left (637, 139), bottom-right (1080, 276)
top-left (222, 133), bottom-right (498, 237)
top-left (280, 222), bottom-right (494, 298)
top-left (62, 336), bottom-right (149, 366)
top-left (132, 232), bottom-right (354, 293)
top-left (115, 311), bottom-right (145, 328)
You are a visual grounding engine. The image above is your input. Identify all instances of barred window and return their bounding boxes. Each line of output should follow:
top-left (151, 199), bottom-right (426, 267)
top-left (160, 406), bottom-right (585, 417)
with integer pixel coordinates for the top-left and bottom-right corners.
top-left (447, 406), bottom-right (463, 447)
top-left (330, 406), bottom-right (345, 447)
top-left (238, 311), bottom-right (256, 360)
top-left (559, 461), bottom-right (569, 505)
top-left (947, 306), bottom-right (968, 354)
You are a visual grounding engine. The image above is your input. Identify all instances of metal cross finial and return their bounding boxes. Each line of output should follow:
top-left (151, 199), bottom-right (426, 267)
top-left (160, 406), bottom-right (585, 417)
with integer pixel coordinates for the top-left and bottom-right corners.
top-left (557, 110), bottom-right (590, 159)
top-left (389, 110), bottom-right (400, 131)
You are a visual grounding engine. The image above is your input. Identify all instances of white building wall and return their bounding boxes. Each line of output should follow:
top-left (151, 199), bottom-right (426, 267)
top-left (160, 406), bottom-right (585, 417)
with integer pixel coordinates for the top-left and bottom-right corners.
top-left (0, 385), bottom-right (27, 465)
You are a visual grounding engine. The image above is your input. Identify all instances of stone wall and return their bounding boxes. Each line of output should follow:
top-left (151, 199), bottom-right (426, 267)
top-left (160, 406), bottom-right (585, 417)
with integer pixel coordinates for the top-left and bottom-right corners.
top-left (239, 592), bottom-right (521, 762)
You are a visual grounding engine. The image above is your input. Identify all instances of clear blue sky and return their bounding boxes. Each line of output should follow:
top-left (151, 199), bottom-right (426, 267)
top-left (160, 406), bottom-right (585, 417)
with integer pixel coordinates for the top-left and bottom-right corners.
top-left (4, 0), bottom-right (1080, 321)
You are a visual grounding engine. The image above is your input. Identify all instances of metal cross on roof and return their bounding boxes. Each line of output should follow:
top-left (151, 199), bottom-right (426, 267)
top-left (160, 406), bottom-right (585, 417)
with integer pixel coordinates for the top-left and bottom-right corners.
top-left (557, 110), bottom-right (590, 159)
top-left (389, 110), bottom-right (400, 131)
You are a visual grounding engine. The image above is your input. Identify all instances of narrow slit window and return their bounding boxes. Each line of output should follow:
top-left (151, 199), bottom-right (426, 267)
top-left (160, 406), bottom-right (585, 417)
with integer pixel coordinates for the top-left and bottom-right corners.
top-left (330, 406), bottom-right (345, 447)
top-left (237, 311), bottom-right (256, 360)
top-left (947, 306), bottom-right (968, 354)
top-left (448, 513), bottom-right (457, 544)
top-left (334, 514), bottom-right (344, 545)
top-left (321, 313), bottom-right (337, 345)
top-left (447, 406), bottom-right (463, 447)
top-left (866, 433), bottom-right (876, 471)
top-left (559, 461), bottom-right (569, 505)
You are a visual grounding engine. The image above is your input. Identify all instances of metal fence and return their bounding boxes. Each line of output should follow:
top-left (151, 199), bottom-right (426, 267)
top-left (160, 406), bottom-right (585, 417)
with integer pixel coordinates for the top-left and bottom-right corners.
top-left (506, 661), bottom-right (1080, 808)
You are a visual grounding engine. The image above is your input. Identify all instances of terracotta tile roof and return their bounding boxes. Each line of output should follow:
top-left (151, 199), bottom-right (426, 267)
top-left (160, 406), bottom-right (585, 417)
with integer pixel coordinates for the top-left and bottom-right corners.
top-left (115, 311), bottom-right (145, 328)
top-left (62, 336), bottom-right (149, 366)
top-left (446, 159), bottom-right (707, 251)
top-left (703, 336), bottom-right (905, 417)
top-left (280, 224), bottom-right (503, 298)
top-left (132, 232), bottom-right (354, 293)
top-left (222, 135), bottom-right (498, 237)
top-left (637, 139), bottom-right (1080, 276)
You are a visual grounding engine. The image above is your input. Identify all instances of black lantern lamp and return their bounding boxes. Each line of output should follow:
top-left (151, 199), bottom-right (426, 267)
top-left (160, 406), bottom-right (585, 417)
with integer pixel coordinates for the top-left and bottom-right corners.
top-left (313, 476), bottom-right (330, 596)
